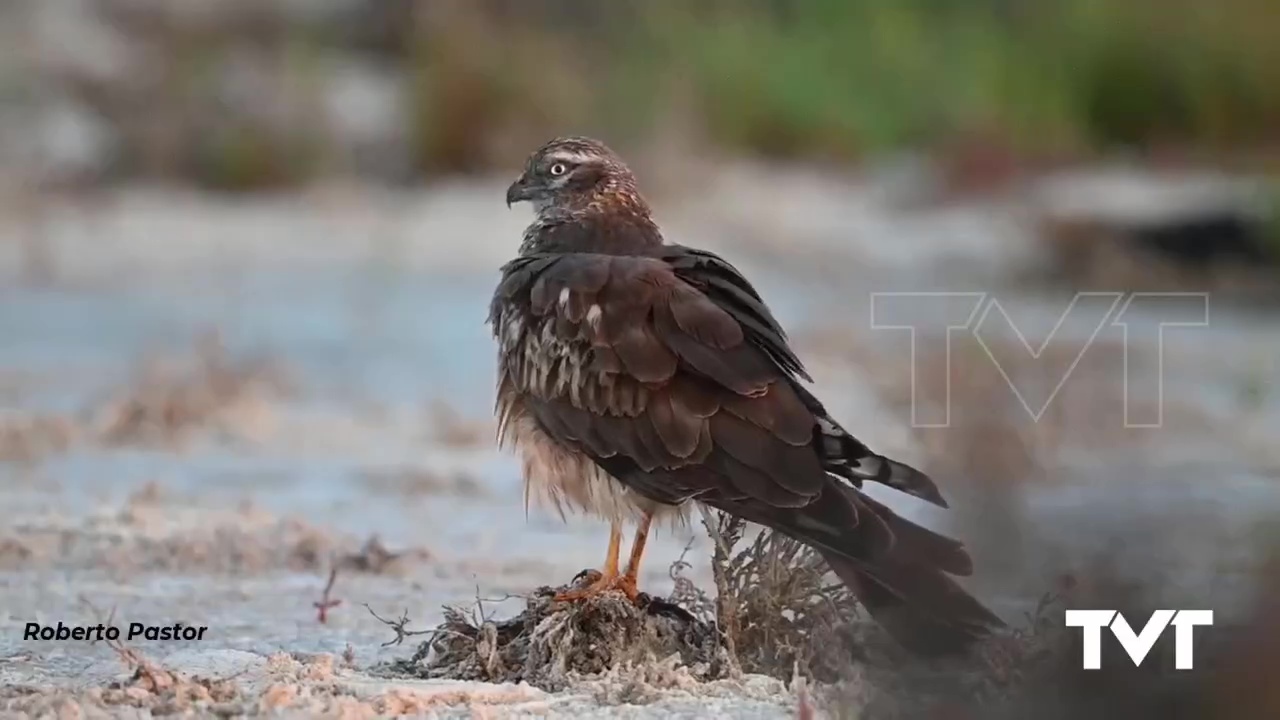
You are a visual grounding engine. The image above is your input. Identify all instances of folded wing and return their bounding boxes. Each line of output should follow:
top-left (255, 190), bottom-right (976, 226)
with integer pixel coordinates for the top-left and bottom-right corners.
top-left (491, 247), bottom-right (1003, 652)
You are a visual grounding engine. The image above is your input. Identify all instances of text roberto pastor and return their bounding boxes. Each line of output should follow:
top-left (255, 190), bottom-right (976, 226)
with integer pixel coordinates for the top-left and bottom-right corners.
top-left (25, 622), bottom-right (209, 642)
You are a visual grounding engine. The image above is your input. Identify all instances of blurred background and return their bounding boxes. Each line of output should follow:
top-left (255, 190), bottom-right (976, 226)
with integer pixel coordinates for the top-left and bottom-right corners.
top-left (5, 0), bottom-right (1280, 188)
top-left (2, 0), bottom-right (1280, 714)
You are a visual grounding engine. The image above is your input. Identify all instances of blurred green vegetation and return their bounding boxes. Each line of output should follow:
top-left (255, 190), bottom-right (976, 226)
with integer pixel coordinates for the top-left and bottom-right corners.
top-left (398, 0), bottom-right (1280, 167)
top-left (671, 0), bottom-right (1280, 158)
top-left (35, 0), bottom-right (1280, 188)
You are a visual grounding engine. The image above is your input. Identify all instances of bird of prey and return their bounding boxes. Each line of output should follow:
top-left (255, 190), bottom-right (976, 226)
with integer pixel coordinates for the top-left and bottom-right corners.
top-left (489, 136), bottom-right (1004, 653)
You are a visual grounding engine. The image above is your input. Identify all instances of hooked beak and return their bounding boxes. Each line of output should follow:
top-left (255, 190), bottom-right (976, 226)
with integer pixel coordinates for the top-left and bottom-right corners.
top-left (505, 173), bottom-right (533, 208)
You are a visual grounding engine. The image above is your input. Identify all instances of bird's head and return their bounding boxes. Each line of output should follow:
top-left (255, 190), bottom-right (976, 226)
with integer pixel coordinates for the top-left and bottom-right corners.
top-left (505, 137), bottom-right (641, 216)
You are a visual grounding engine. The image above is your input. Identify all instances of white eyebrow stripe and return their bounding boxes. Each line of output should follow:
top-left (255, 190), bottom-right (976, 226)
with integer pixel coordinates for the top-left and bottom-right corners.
top-left (548, 150), bottom-right (598, 166)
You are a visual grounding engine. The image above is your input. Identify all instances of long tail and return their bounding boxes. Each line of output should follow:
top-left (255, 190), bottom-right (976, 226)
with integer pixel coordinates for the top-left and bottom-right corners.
top-left (818, 490), bottom-right (1005, 653)
top-left (711, 481), bottom-right (1004, 654)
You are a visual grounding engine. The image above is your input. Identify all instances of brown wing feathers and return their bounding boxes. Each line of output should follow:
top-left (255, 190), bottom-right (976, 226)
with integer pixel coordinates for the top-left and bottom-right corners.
top-left (497, 248), bottom-right (1003, 652)
top-left (507, 252), bottom-right (820, 511)
top-left (663, 247), bottom-right (811, 382)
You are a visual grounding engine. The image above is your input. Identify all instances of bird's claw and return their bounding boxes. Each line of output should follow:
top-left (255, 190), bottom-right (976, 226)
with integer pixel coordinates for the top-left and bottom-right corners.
top-left (570, 567), bottom-right (602, 586)
top-left (553, 569), bottom-right (640, 603)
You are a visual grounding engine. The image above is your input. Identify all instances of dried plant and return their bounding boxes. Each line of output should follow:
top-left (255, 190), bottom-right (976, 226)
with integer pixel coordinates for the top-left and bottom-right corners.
top-left (696, 510), bottom-right (862, 682)
top-left (376, 582), bottom-right (727, 692)
top-left (0, 412), bottom-right (75, 463)
top-left (91, 330), bottom-right (289, 448)
top-left (78, 596), bottom-right (244, 714)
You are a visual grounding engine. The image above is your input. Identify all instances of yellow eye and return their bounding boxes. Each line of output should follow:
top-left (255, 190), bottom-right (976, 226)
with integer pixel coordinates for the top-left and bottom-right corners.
top-left (549, 163), bottom-right (567, 176)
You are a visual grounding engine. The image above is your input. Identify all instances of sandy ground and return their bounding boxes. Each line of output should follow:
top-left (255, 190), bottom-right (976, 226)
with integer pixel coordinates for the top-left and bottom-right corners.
top-left (2, 170), bottom-right (1279, 717)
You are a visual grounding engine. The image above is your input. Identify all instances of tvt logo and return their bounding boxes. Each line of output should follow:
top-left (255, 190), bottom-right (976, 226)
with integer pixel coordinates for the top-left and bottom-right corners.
top-left (869, 292), bottom-right (1209, 428)
top-left (1065, 609), bottom-right (1214, 670)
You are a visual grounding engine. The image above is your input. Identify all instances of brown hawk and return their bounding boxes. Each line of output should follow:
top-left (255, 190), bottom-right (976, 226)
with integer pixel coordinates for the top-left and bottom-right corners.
top-left (489, 137), bottom-right (1003, 653)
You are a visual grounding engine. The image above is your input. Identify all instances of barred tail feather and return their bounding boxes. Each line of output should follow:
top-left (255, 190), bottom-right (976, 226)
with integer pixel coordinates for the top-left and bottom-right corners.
top-left (816, 416), bottom-right (947, 507)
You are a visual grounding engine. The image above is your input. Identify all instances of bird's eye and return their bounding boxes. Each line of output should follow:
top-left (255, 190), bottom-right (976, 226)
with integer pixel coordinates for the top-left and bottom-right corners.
top-left (549, 163), bottom-right (567, 176)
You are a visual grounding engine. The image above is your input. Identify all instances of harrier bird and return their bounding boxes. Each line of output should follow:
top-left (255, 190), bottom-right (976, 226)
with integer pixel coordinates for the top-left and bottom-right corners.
top-left (490, 137), bottom-right (1003, 653)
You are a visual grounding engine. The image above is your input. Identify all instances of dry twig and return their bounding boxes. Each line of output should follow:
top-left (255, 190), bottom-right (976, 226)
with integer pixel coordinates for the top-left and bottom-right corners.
top-left (313, 567), bottom-right (342, 624)
top-left (364, 604), bottom-right (436, 648)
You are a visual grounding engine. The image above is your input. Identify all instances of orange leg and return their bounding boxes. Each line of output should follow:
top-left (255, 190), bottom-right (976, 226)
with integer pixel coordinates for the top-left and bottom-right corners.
top-left (621, 511), bottom-right (653, 590)
top-left (600, 522), bottom-right (623, 579)
top-left (553, 513), bottom-right (652, 603)
top-left (553, 522), bottom-right (623, 601)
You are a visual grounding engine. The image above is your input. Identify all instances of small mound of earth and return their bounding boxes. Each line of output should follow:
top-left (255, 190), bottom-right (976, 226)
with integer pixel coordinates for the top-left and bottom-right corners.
top-left (380, 579), bottom-right (734, 692)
